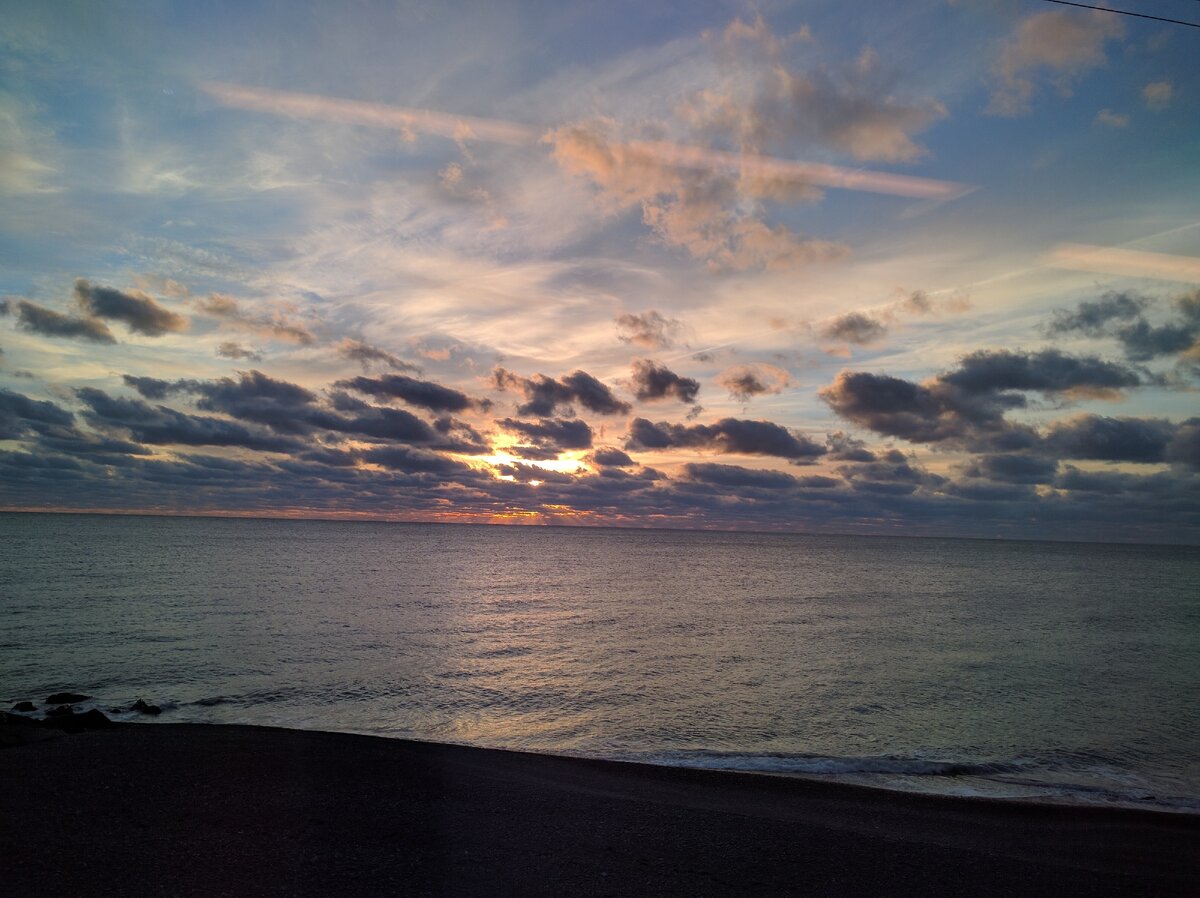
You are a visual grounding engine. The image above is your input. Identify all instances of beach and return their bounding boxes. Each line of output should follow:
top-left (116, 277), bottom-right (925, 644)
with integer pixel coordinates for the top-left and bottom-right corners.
top-left (2, 723), bottom-right (1197, 896)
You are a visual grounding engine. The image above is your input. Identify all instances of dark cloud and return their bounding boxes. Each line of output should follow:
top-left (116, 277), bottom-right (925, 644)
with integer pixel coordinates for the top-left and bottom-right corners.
top-left (359, 445), bottom-right (474, 475)
top-left (821, 349), bottom-right (1147, 451)
top-left (591, 447), bottom-right (635, 467)
top-left (0, 388), bottom-right (75, 440)
top-left (941, 349), bottom-right (1142, 396)
top-left (76, 387), bottom-right (301, 452)
top-left (336, 338), bottom-right (421, 373)
top-left (682, 462), bottom-right (799, 490)
top-left (216, 341), bottom-right (263, 361)
top-left (615, 310), bottom-right (682, 350)
top-left (336, 374), bottom-right (490, 414)
top-left (820, 371), bottom-right (969, 445)
top-left (838, 455), bottom-right (945, 492)
top-left (1167, 419), bottom-right (1200, 469)
top-left (625, 416), bottom-right (826, 462)
top-left (717, 363), bottom-right (791, 400)
top-left (822, 312), bottom-right (887, 345)
top-left (189, 371), bottom-right (318, 435)
top-left (1042, 415), bottom-right (1176, 464)
top-left (493, 367), bottom-right (631, 416)
top-left (323, 404), bottom-right (445, 445)
top-left (963, 454), bottom-right (1059, 484)
top-left (824, 431), bottom-right (876, 462)
top-left (1114, 319), bottom-right (1198, 362)
top-left (122, 375), bottom-right (190, 400)
top-left (628, 360), bottom-right (700, 403)
top-left (498, 417), bottom-right (593, 451)
top-left (1046, 291), bottom-right (1148, 336)
top-left (74, 279), bottom-right (187, 337)
top-left (119, 371), bottom-right (476, 451)
top-left (1047, 289), bottom-right (1200, 362)
top-left (12, 300), bottom-right (116, 344)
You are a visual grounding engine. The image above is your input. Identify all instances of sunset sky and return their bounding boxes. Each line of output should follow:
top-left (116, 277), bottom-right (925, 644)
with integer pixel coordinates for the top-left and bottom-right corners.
top-left (2, 0), bottom-right (1198, 542)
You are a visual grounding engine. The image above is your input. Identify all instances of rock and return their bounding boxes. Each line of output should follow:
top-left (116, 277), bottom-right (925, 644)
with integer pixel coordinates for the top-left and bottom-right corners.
top-left (130, 699), bottom-right (162, 716)
top-left (76, 709), bottom-right (114, 730)
top-left (46, 692), bottom-right (90, 704)
top-left (1, 711), bottom-right (38, 728)
top-left (11, 702), bottom-right (36, 713)
top-left (40, 708), bottom-right (113, 734)
top-left (0, 712), bottom-right (60, 748)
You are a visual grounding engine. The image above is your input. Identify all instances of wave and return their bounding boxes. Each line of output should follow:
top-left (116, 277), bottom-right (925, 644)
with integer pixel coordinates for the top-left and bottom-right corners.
top-left (609, 749), bottom-right (1200, 813)
top-left (621, 749), bottom-right (1035, 778)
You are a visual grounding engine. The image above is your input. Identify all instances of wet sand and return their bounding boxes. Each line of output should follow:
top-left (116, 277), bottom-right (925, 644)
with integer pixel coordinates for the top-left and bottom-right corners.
top-left (1, 723), bottom-right (1197, 896)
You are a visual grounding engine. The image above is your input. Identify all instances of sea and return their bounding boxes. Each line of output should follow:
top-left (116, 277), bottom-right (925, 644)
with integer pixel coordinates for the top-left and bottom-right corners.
top-left (2, 512), bottom-right (1198, 813)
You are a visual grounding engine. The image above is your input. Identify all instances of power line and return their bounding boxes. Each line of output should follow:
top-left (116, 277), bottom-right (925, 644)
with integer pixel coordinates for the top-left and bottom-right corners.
top-left (1038, 0), bottom-right (1200, 27)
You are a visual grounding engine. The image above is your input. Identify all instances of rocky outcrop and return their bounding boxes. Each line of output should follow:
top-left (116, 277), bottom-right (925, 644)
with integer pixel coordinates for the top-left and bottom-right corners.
top-left (45, 692), bottom-right (90, 704)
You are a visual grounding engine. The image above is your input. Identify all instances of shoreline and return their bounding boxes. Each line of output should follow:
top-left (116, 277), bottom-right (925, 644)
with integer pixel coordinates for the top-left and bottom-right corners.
top-left (8, 705), bottom-right (1198, 816)
top-left (3, 722), bottom-right (1197, 896)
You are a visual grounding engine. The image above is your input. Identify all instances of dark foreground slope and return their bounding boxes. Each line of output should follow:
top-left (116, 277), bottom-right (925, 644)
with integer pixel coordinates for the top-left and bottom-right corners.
top-left (1, 724), bottom-right (1197, 896)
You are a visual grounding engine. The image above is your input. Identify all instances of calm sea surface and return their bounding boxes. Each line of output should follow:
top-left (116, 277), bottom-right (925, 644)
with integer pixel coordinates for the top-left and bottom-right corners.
top-left (2, 512), bottom-right (1198, 811)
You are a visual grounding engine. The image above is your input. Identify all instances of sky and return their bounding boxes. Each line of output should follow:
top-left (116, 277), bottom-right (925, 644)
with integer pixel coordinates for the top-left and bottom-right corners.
top-left (1, 0), bottom-right (1198, 543)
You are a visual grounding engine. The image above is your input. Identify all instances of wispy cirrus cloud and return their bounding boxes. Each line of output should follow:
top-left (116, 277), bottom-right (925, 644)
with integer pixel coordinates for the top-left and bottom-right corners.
top-left (1045, 244), bottom-right (1200, 283)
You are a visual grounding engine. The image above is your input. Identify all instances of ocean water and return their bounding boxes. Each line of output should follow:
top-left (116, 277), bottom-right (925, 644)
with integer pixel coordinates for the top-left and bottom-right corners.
top-left (2, 512), bottom-right (1198, 812)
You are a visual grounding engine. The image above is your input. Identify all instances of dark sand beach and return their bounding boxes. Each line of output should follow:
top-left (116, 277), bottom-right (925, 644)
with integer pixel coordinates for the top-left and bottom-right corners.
top-left (1, 723), bottom-right (1197, 896)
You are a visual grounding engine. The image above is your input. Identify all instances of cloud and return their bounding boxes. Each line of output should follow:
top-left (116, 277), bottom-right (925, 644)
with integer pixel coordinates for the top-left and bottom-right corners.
top-left (838, 454), bottom-right (946, 494)
top-left (359, 445), bottom-right (474, 475)
top-left (820, 349), bottom-right (1147, 449)
top-left (628, 360), bottom-right (700, 403)
top-left (1094, 109), bottom-right (1129, 129)
top-left (73, 279), bottom-right (187, 337)
top-left (615, 310), bottom-right (682, 350)
top-left (77, 387), bottom-right (301, 452)
top-left (682, 462), bottom-right (801, 490)
top-left (492, 367), bottom-right (631, 416)
top-left (625, 416), bottom-right (826, 462)
top-left (336, 374), bottom-right (490, 414)
top-left (335, 338), bottom-right (420, 373)
top-left (1046, 291), bottom-right (1148, 336)
top-left (498, 417), bottom-right (593, 452)
top-left (1047, 289), bottom-right (1200, 362)
top-left (216, 341), bottom-right (263, 361)
top-left (0, 93), bottom-right (58, 196)
top-left (1045, 244), bottom-right (1200, 284)
top-left (962, 454), bottom-right (1058, 485)
top-left (122, 375), bottom-right (187, 400)
top-left (940, 348), bottom-right (1143, 397)
top-left (821, 312), bottom-right (887, 345)
top-left (202, 81), bottom-right (537, 147)
top-left (1043, 414), bottom-right (1178, 464)
top-left (546, 119), bottom-right (851, 272)
top-left (682, 34), bottom-right (947, 163)
top-left (120, 370), bottom-right (485, 452)
top-left (195, 293), bottom-right (315, 345)
top-left (590, 447), bottom-right (635, 467)
top-left (11, 299), bottom-right (116, 344)
top-left (987, 9), bottom-right (1124, 116)
top-left (825, 431), bottom-right (877, 462)
top-left (1143, 81), bottom-right (1174, 110)
top-left (0, 388), bottom-right (75, 440)
top-left (717, 363), bottom-right (792, 400)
